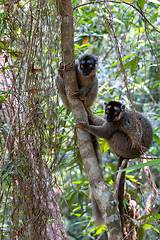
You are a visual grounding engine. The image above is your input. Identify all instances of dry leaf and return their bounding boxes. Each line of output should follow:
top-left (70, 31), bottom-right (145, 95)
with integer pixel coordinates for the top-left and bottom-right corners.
top-left (83, 37), bottom-right (88, 45)
top-left (26, 88), bottom-right (42, 94)
top-left (12, 4), bottom-right (18, 15)
top-left (29, 68), bottom-right (42, 73)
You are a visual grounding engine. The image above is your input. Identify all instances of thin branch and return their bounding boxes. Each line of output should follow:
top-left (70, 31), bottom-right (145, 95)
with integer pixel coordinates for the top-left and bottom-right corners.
top-left (143, 154), bottom-right (159, 196)
top-left (140, 154), bottom-right (159, 224)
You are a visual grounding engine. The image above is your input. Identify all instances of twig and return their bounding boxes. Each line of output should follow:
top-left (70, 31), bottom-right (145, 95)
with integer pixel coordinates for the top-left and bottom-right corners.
top-left (140, 153), bottom-right (159, 224)
top-left (143, 154), bottom-right (159, 195)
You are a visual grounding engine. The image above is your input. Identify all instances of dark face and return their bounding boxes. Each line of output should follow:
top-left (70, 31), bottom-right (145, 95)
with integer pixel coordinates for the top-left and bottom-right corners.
top-left (105, 101), bottom-right (125, 122)
top-left (78, 55), bottom-right (97, 76)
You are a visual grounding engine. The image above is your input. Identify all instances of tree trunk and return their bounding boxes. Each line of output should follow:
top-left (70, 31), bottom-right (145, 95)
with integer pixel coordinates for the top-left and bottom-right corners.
top-left (0, 53), bottom-right (68, 239)
top-left (57, 0), bottom-right (123, 239)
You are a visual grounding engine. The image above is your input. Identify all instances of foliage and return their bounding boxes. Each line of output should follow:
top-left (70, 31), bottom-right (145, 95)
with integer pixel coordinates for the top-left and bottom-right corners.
top-left (0, 0), bottom-right (160, 239)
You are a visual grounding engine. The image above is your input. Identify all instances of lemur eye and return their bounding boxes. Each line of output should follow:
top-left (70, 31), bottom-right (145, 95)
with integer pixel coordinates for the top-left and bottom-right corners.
top-left (80, 65), bottom-right (84, 68)
top-left (106, 109), bottom-right (109, 114)
top-left (114, 112), bottom-right (118, 115)
top-left (89, 64), bottom-right (93, 68)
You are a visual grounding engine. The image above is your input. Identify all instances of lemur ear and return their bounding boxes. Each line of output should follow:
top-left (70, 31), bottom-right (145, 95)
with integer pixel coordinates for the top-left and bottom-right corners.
top-left (104, 102), bottom-right (107, 106)
top-left (95, 56), bottom-right (98, 64)
top-left (78, 55), bottom-right (83, 61)
top-left (121, 105), bottom-right (125, 111)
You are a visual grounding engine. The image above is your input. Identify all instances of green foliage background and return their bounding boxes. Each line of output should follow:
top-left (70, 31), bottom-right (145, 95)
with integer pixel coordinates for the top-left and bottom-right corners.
top-left (0, 0), bottom-right (160, 239)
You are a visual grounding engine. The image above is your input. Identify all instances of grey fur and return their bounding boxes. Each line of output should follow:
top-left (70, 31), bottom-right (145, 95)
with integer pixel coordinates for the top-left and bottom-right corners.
top-left (78, 102), bottom-right (153, 159)
top-left (55, 54), bottom-right (98, 108)
top-left (77, 101), bottom-right (153, 225)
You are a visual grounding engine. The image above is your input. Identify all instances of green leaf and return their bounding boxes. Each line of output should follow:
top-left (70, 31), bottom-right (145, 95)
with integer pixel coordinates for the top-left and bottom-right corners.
top-left (126, 174), bottom-right (141, 184)
top-left (116, 60), bottom-right (134, 78)
top-left (100, 140), bottom-right (110, 153)
top-left (114, 96), bottom-right (119, 101)
top-left (138, 225), bottom-right (144, 240)
top-left (17, 168), bottom-right (27, 179)
top-left (137, 0), bottom-right (145, 10)
top-left (94, 225), bottom-right (106, 235)
top-left (152, 80), bottom-right (160, 89)
top-left (68, 192), bottom-right (77, 212)
top-left (154, 214), bottom-right (160, 220)
top-left (145, 213), bottom-right (160, 223)
top-left (154, 133), bottom-right (160, 144)
top-left (153, 126), bottom-right (160, 133)
top-left (78, 226), bottom-right (98, 238)
top-left (66, 178), bottom-right (88, 211)
top-left (143, 223), bottom-right (160, 233)
top-left (78, 192), bottom-right (84, 210)
top-left (61, 190), bottom-right (74, 206)
top-left (115, 56), bottom-right (141, 78)
top-left (81, 190), bottom-right (90, 199)
top-left (130, 218), bottom-right (140, 228)
top-left (130, 57), bottom-right (142, 75)
top-left (0, 42), bottom-right (4, 50)
top-left (72, 177), bottom-right (88, 190)
top-left (150, 225), bottom-right (160, 233)
top-left (110, 54), bottom-right (137, 67)
top-left (138, 213), bottom-right (151, 221)
top-left (80, 43), bottom-right (93, 50)
top-left (74, 44), bottom-right (81, 50)
top-left (127, 191), bottom-right (141, 204)
top-left (119, 159), bottom-right (160, 172)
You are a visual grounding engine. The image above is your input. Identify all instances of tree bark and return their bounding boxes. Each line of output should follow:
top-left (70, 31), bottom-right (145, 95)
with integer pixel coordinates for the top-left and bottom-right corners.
top-left (0, 53), bottom-right (68, 239)
top-left (57, 0), bottom-right (123, 239)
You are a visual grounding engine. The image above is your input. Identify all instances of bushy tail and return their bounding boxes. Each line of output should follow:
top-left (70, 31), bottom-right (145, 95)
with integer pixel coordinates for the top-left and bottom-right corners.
top-left (91, 192), bottom-right (104, 225)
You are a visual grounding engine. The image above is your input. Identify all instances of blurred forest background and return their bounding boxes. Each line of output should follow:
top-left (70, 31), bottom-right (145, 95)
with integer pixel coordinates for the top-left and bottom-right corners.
top-left (0, 0), bottom-right (160, 239)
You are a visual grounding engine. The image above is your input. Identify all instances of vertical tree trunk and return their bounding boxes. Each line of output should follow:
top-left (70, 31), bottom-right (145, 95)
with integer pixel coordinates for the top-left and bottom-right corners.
top-left (0, 53), bottom-right (68, 239)
top-left (57, 1), bottom-right (123, 239)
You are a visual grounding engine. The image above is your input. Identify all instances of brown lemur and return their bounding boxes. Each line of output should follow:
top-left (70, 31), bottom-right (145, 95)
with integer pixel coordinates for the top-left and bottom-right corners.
top-left (55, 54), bottom-right (103, 224)
top-left (77, 101), bottom-right (153, 229)
top-left (55, 54), bottom-right (100, 161)
top-left (77, 100), bottom-right (153, 159)
top-left (55, 54), bottom-right (99, 109)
